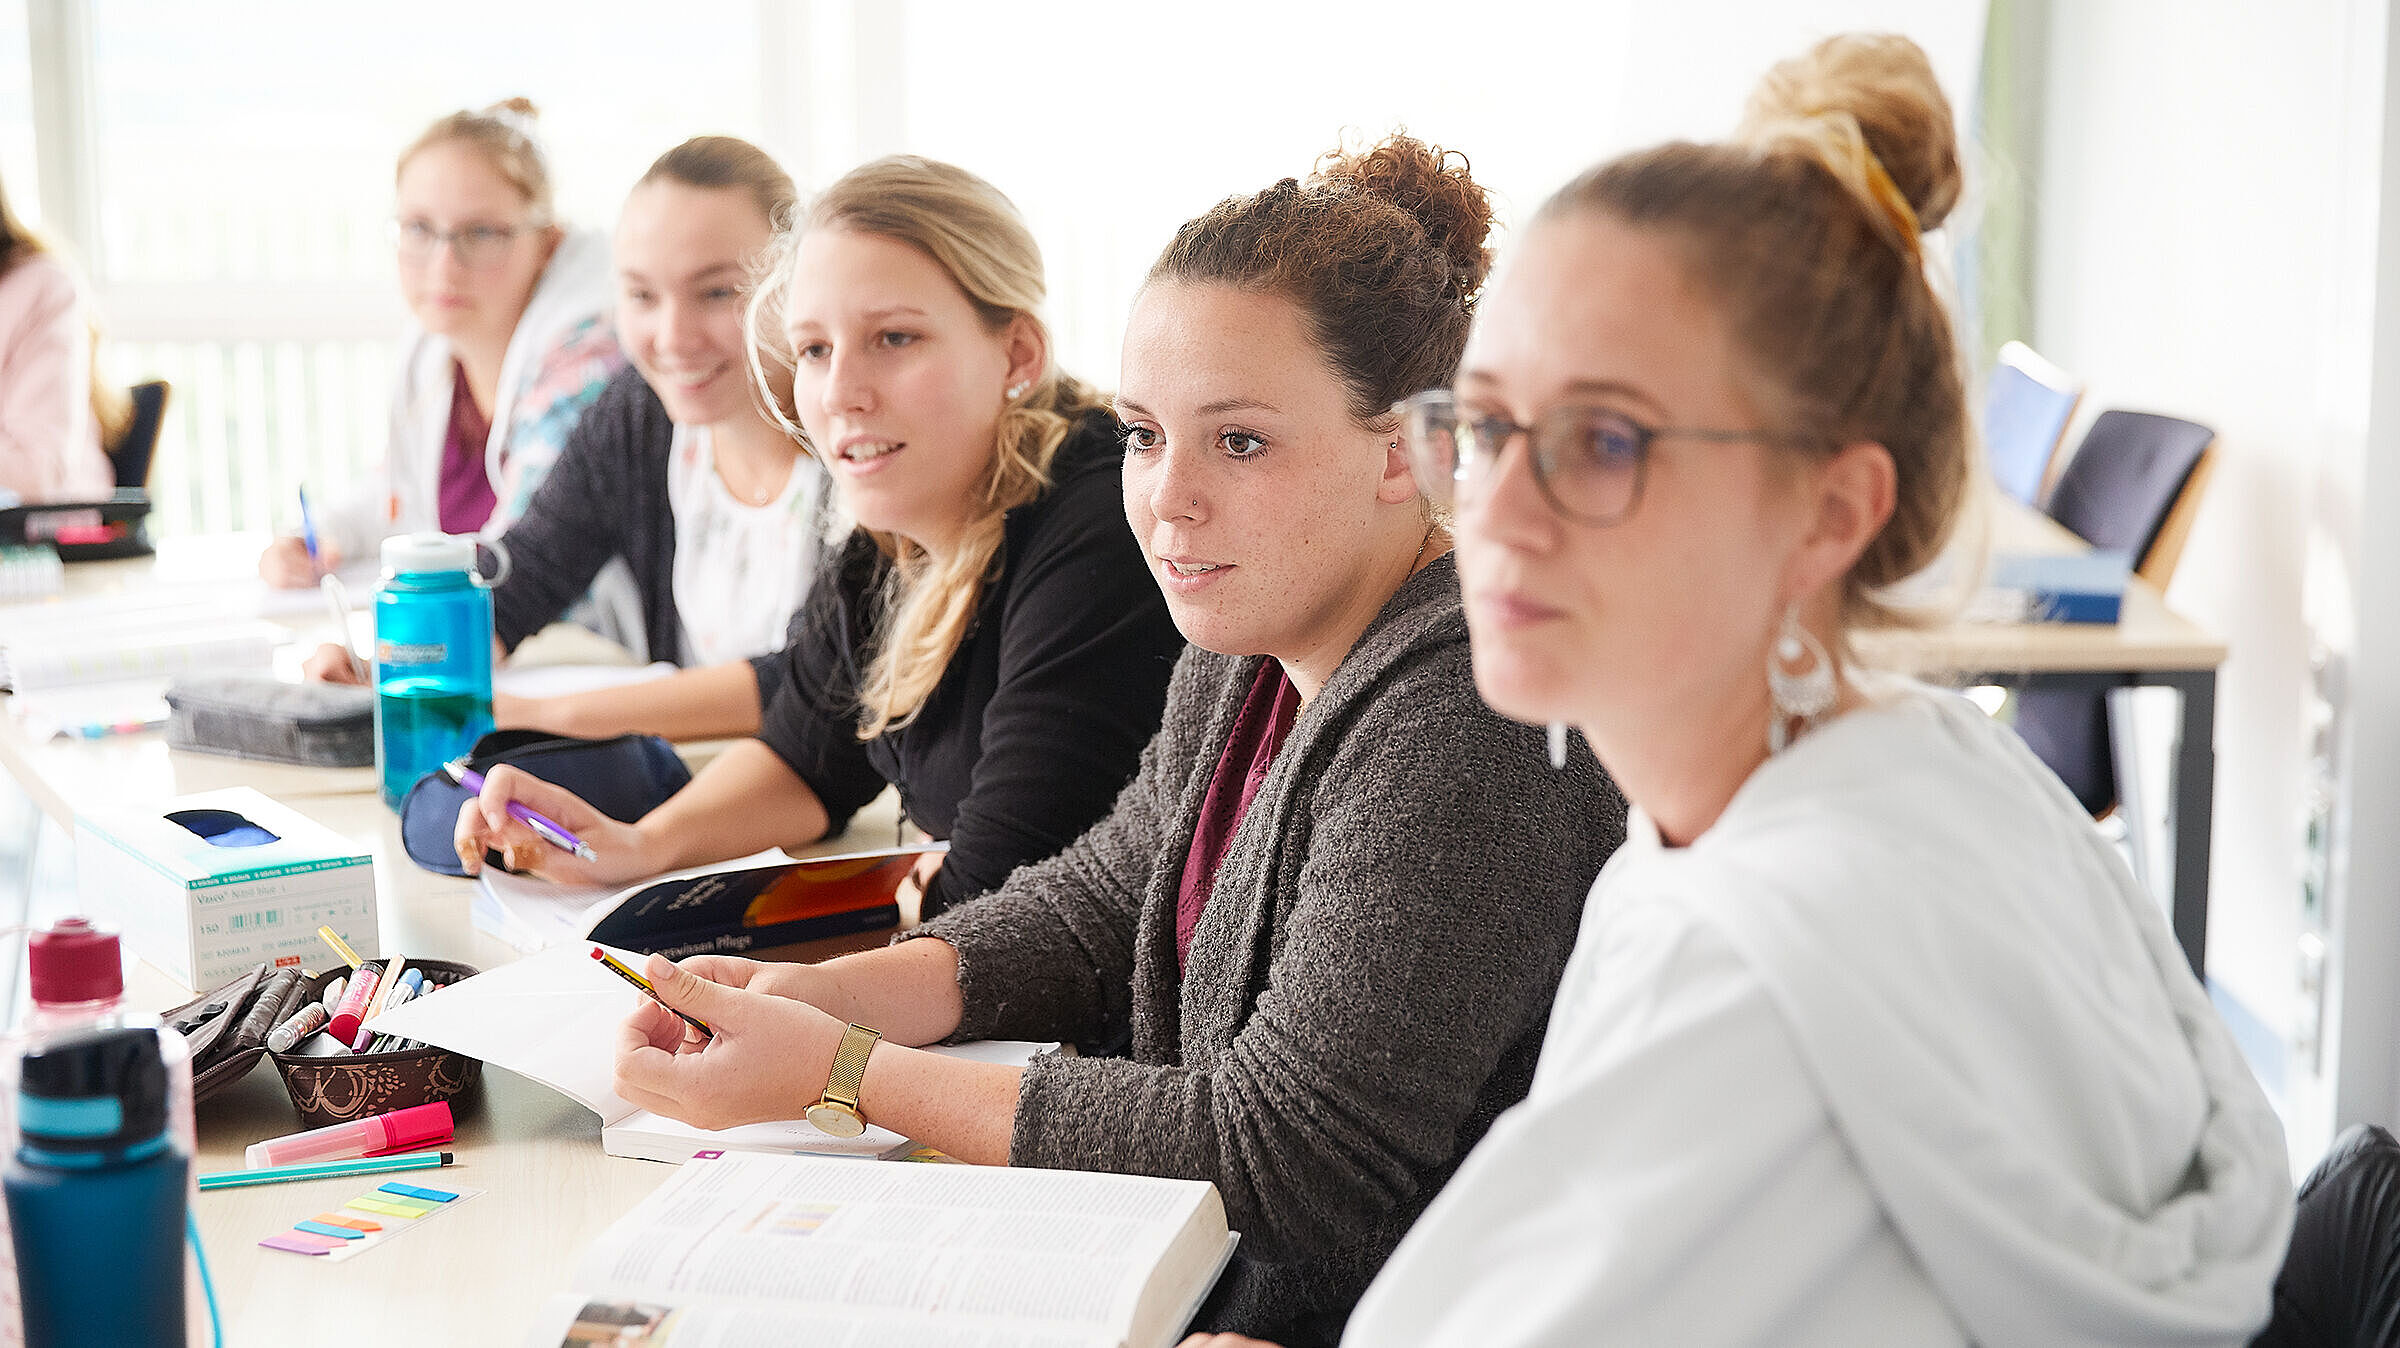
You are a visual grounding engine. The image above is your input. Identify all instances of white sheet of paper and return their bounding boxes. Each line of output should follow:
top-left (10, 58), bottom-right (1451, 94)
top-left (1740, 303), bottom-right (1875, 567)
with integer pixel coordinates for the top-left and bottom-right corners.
top-left (367, 942), bottom-right (1047, 1157)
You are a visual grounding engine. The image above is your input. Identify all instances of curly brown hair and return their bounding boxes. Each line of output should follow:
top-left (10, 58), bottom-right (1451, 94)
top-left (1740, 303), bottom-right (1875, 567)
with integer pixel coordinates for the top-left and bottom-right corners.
top-left (1146, 132), bottom-right (1495, 426)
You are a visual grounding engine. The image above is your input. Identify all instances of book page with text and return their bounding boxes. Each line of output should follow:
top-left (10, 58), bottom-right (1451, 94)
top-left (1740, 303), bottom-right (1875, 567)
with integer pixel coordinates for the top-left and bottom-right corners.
top-left (576, 1154), bottom-right (1222, 1346)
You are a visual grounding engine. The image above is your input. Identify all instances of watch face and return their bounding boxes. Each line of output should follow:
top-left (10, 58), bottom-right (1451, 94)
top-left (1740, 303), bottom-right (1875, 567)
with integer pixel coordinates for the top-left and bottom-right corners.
top-left (805, 1101), bottom-right (866, 1138)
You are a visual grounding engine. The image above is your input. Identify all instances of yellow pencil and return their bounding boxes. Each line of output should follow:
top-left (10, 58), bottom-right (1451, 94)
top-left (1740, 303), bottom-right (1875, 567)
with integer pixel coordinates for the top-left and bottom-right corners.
top-left (590, 947), bottom-right (714, 1040)
top-left (317, 925), bottom-right (364, 970)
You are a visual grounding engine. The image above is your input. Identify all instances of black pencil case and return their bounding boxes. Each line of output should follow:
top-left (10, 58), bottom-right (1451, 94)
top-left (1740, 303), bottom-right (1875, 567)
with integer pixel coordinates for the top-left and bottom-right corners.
top-left (0, 488), bottom-right (153, 560)
top-left (164, 675), bottom-right (377, 768)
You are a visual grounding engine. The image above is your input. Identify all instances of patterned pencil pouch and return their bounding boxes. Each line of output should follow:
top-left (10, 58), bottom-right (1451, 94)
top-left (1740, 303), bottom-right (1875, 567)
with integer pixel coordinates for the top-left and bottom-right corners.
top-left (164, 675), bottom-right (376, 768)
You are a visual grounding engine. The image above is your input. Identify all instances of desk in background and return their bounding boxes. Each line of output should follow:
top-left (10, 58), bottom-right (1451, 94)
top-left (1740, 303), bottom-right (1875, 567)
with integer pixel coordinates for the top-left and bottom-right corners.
top-left (1860, 497), bottom-right (2226, 976)
top-left (0, 540), bottom-right (903, 1346)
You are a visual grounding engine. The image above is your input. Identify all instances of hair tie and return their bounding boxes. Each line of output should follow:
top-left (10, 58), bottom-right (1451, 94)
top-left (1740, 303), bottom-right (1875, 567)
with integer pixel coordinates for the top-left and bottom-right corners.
top-left (1854, 147), bottom-right (1923, 262)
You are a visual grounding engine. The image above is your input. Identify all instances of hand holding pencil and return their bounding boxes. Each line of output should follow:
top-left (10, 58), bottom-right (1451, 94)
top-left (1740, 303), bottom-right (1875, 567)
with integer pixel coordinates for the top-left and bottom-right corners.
top-left (452, 762), bottom-right (650, 885)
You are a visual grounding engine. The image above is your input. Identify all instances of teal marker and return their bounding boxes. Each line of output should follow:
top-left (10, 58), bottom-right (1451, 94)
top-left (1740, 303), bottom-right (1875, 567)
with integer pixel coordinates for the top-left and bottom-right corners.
top-left (196, 1150), bottom-right (454, 1191)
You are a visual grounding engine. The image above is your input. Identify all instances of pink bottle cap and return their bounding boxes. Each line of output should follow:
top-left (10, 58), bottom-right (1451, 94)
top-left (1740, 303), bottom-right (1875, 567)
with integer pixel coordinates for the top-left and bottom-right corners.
top-left (28, 917), bottom-right (122, 1006)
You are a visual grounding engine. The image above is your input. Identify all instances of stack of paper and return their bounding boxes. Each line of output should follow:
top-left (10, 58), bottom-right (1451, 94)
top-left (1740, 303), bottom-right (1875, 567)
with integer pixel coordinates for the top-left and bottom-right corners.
top-left (0, 590), bottom-right (282, 690)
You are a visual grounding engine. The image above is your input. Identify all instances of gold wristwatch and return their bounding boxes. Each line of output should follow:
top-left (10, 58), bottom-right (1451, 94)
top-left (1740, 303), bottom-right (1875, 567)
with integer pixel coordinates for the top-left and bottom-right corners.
top-left (804, 1023), bottom-right (883, 1138)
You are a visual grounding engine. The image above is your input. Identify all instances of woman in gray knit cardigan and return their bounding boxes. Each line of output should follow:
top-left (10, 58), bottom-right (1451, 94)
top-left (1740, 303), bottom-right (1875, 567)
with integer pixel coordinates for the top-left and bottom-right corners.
top-left (611, 135), bottom-right (1625, 1347)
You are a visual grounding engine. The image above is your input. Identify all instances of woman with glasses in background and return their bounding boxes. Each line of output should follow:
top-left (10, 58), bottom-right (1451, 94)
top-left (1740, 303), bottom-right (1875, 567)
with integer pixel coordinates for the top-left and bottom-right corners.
top-left (261, 98), bottom-right (621, 586)
top-left (1190, 32), bottom-right (2291, 1348)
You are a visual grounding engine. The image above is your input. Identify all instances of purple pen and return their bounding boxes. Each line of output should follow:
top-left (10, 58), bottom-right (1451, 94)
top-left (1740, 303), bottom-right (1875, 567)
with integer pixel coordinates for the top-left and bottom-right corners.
top-left (441, 760), bottom-right (600, 862)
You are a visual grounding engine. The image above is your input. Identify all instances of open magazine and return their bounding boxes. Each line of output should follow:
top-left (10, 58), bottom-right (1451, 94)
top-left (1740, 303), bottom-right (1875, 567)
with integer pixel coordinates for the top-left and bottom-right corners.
top-left (524, 1152), bottom-right (1236, 1348)
top-left (475, 843), bottom-right (945, 959)
top-left (368, 941), bottom-right (1052, 1164)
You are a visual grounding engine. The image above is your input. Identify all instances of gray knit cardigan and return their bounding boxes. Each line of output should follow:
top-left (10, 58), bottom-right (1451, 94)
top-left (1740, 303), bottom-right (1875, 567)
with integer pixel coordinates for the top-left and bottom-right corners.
top-left (910, 554), bottom-right (1625, 1345)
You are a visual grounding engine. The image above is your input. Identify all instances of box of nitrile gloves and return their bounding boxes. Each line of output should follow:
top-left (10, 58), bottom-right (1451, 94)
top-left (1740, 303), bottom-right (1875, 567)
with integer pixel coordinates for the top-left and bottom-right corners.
top-left (73, 787), bottom-right (376, 990)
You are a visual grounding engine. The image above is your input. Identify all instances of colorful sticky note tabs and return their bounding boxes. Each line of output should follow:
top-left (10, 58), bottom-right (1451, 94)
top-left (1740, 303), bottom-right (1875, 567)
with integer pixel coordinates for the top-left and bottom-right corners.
top-left (314, 1213), bottom-right (380, 1232)
top-left (378, 1181), bottom-right (457, 1203)
top-left (294, 1220), bottom-right (365, 1240)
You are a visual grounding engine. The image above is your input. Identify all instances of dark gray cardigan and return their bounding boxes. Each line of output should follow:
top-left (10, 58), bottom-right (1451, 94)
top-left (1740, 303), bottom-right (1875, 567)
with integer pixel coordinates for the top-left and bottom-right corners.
top-left (912, 554), bottom-right (1624, 1345)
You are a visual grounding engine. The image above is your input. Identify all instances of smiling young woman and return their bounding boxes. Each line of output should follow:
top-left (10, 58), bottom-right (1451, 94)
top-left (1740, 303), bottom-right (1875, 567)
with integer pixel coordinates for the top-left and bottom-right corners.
top-left (594, 135), bottom-right (1624, 1348)
top-left (474, 136), bottom-right (835, 738)
top-left (456, 155), bottom-right (1184, 922)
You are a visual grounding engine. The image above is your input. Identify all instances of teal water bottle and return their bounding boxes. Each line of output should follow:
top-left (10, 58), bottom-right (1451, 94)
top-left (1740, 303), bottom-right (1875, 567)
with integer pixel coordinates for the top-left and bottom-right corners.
top-left (5, 1027), bottom-right (190, 1348)
top-left (374, 533), bottom-right (497, 808)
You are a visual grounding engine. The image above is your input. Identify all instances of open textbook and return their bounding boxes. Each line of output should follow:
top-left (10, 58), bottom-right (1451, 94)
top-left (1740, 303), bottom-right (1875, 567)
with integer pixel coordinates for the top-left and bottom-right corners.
top-left (474, 844), bottom-right (943, 959)
top-left (368, 941), bottom-right (1050, 1164)
top-left (523, 1152), bottom-right (1236, 1348)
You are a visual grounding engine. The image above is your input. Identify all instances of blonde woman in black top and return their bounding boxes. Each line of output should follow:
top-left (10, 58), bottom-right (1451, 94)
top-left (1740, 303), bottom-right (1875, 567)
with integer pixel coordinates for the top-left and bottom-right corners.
top-left (457, 158), bottom-right (1183, 918)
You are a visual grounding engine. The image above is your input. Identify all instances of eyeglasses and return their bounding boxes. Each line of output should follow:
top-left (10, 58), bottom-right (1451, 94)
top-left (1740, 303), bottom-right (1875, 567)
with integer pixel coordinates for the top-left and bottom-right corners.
top-left (1393, 388), bottom-right (1813, 526)
top-left (391, 218), bottom-right (527, 271)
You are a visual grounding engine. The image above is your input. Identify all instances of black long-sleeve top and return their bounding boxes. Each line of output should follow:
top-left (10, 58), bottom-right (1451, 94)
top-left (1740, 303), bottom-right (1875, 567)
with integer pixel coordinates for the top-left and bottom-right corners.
top-left (756, 412), bottom-right (1185, 917)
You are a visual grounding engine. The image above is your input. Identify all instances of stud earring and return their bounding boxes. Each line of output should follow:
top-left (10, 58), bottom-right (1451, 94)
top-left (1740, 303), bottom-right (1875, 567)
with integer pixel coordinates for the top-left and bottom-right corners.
top-left (1005, 381), bottom-right (1030, 402)
top-left (1767, 601), bottom-right (1837, 753)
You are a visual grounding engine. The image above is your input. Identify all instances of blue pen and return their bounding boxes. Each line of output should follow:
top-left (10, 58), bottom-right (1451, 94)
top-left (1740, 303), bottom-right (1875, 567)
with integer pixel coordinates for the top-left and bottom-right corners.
top-left (442, 760), bottom-right (599, 862)
top-left (297, 485), bottom-right (322, 573)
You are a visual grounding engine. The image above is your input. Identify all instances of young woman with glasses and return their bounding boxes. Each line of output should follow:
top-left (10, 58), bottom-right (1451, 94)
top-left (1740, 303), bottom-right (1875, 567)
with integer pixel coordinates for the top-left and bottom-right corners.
top-left (593, 136), bottom-right (1622, 1348)
top-left (456, 155), bottom-right (1185, 922)
top-left (261, 98), bottom-right (621, 585)
top-left (1192, 33), bottom-right (2293, 1348)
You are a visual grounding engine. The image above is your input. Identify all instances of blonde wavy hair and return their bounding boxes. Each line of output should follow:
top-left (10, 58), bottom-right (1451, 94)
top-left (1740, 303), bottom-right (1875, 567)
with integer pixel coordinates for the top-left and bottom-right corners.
top-left (746, 156), bottom-right (1103, 738)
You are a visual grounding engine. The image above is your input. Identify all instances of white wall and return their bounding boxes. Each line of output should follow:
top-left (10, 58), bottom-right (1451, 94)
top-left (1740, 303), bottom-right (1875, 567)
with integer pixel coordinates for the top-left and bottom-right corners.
top-left (2030, 0), bottom-right (2391, 1159)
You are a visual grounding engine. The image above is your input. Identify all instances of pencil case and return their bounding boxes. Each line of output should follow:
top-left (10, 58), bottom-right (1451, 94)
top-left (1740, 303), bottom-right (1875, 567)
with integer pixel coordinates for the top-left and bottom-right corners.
top-left (164, 674), bottom-right (376, 768)
top-left (0, 487), bottom-right (153, 561)
top-left (398, 729), bottom-right (691, 877)
top-left (269, 959), bottom-right (483, 1128)
top-left (163, 962), bottom-right (314, 1104)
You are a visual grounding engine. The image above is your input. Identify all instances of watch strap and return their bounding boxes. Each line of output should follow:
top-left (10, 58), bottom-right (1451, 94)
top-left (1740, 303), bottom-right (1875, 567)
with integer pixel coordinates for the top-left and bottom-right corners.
top-left (824, 1023), bottom-right (882, 1112)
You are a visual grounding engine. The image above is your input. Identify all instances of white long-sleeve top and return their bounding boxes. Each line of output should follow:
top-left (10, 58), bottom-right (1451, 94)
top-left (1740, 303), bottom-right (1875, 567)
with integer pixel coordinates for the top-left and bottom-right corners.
top-left (1346, 684), bottom-right (2293, 1347)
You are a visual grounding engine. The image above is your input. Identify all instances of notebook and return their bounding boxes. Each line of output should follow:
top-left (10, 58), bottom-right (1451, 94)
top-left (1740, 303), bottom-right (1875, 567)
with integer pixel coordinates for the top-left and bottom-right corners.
top-left (473, 845), bottom-right (939, 959)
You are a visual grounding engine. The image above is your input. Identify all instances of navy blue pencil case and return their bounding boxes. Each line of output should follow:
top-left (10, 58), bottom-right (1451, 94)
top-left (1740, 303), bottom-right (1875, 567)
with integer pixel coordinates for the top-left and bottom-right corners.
top-left (397, 730), bottom-right (691, 877)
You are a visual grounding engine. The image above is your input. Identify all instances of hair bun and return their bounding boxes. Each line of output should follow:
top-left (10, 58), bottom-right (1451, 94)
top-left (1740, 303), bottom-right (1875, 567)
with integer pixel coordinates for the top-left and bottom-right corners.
top-left (1741, 34), bottom-right (1960, 233)
top-left (1315, 133), bottom-right (1496, 295)
top-left (486, 96), bottom-right (541, 124)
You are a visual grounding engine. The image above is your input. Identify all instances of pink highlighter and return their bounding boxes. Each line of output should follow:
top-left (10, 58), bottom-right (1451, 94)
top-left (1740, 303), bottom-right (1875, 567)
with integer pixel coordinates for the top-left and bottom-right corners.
top-left (243, 1101), bottom-right (454, 1169)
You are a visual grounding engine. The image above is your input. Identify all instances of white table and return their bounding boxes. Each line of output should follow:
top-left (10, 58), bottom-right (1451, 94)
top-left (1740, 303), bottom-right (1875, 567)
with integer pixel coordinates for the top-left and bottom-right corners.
top-left (0, 541), bottom-right (901, 1346)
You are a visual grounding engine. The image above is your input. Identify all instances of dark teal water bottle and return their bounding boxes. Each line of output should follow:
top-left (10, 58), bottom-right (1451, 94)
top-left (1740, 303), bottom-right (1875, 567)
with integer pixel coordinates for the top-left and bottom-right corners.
top-left (373, 533), bottom-right (497, 808)
top-left (5, 1027), bottom-right (189, 1348)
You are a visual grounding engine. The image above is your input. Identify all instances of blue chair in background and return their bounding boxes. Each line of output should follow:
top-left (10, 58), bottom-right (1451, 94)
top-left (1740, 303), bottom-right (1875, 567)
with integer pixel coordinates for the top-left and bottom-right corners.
top-left (1984, 341), bottom-right (2083, 507)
